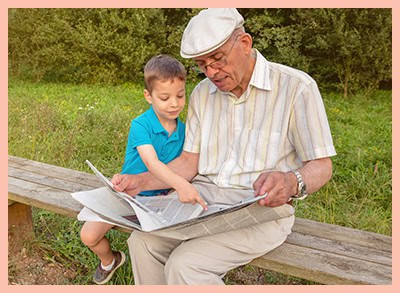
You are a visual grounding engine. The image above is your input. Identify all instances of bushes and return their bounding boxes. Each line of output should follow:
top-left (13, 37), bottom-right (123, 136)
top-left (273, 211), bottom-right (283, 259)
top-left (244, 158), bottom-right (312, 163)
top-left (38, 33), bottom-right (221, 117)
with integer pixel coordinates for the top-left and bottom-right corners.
top-left (9, 9), bottom-right (172, 84)
top-left (9, 8), bottom-right (392, 94)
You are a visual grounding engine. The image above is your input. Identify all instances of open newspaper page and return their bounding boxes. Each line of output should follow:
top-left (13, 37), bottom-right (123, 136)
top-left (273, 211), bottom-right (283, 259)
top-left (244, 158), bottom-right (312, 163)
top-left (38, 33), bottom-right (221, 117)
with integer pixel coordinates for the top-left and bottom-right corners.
top-left (74, 161), bottom-right (204, 231)
top-left (73, 160), bottom-right (295, 239)
top-left (136, 194), bottom-right (203, 225)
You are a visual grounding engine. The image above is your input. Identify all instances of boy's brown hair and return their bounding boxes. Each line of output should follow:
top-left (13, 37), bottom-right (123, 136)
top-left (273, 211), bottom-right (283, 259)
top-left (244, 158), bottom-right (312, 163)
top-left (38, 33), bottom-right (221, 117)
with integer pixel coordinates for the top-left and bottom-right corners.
top-left (144, 54), bottom-right (187, 94)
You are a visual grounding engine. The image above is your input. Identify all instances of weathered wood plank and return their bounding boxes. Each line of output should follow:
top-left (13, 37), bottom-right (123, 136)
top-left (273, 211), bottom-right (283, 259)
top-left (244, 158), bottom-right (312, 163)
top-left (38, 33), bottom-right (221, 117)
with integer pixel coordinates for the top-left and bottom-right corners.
top-left (285, 227), bottom-right (391, 266)
top-left (8, 177), bottom-right (82, 218)
top-left (8, 155), bottom-right (103, 188)
top-left (292, 218), bottom-right (391, 253)
top-left (9, 165), bottom-right (101, 193)
top-left (250, 242), bottom-right (392, 285)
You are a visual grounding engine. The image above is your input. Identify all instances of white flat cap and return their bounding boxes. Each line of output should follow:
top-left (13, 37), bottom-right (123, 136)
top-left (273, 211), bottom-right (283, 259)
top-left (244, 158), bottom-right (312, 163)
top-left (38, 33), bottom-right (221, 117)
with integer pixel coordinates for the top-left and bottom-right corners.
top-left (180, 8), bottom-right (244, 59)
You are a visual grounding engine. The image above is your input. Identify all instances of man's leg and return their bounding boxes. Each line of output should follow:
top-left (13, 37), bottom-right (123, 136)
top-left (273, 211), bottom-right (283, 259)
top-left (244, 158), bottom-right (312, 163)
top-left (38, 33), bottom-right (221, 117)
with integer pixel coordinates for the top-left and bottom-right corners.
top-left (164, 215), bottom-right (295, 285)
top-left (127, 230), bottom-right (184, 285)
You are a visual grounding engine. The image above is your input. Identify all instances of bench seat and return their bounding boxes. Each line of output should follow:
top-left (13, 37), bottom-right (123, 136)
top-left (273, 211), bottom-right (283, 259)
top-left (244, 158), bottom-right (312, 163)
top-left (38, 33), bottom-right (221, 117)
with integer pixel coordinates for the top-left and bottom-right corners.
top-left (8, 155), bottom-right (392, 284)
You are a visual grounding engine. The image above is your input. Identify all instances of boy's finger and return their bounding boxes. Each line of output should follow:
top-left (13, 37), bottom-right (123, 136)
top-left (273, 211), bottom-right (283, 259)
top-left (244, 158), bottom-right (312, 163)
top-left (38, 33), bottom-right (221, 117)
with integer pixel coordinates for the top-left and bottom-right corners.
top-left (197, 197), bottom-right (208, 210)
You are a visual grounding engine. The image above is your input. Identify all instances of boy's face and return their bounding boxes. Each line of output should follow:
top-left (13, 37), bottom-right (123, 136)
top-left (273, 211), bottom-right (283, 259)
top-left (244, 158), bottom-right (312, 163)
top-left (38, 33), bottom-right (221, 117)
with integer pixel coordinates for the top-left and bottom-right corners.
top-left (144, 78), bottom-right (186, 125)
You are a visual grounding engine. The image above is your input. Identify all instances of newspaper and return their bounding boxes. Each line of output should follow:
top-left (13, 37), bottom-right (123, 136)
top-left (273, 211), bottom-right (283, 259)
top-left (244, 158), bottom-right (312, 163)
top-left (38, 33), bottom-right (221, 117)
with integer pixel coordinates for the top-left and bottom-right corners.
top-left (71, 161), bottom-right (294, 239)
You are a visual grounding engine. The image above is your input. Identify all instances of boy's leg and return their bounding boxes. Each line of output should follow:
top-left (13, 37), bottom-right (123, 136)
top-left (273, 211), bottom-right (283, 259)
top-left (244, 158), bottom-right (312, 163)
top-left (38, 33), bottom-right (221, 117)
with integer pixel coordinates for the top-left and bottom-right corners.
top-left (80, 221), bottom-right (115, 266)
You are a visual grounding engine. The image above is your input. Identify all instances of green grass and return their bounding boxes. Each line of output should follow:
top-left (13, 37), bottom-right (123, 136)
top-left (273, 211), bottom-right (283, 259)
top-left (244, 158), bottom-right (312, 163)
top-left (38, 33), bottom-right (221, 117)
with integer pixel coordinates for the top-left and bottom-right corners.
top-left (8, 80), bottom-right (392, 284)
top-left (293, 91), bottom-right (392, 235)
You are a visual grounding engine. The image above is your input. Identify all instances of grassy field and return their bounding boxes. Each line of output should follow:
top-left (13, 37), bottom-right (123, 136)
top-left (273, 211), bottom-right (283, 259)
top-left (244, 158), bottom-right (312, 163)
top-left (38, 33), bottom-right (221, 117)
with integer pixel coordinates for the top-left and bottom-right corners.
top-left (8, 80), bottom-right (392, 284)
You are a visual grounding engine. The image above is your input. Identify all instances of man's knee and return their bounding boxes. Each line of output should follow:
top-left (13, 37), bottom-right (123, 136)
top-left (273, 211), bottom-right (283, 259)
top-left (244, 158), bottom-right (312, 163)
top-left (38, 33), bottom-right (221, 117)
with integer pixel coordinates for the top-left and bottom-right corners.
top-left (127, 231), bottom-right (149, 253)
top-left (164, 252), bottom-right (187, 283)
top-left (164, 250), bottom-right (197, 284)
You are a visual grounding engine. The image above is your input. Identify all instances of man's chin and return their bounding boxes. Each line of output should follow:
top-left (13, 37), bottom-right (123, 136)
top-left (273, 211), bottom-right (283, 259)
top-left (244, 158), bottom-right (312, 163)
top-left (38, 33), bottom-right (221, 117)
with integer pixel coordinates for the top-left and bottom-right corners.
top-left (213, 82), bottom-right (232, 93)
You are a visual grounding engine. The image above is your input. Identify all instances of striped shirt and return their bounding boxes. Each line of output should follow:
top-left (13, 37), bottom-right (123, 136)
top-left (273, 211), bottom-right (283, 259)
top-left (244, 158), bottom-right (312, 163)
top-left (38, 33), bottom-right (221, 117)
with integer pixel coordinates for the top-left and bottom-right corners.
top-left (184, 49), bottom-right (336, 189)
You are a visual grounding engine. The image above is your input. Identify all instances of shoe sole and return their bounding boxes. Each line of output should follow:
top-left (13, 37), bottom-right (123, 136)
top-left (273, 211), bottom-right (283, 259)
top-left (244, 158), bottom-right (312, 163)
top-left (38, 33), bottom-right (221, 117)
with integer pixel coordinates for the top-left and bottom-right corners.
top-left (93, 251), bottom-right (126, 285)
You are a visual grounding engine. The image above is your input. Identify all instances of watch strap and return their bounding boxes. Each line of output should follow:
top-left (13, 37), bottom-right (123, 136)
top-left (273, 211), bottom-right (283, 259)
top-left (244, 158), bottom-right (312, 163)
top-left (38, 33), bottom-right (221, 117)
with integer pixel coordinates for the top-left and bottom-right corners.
top-left (291, 170), bottom-right (308, 200)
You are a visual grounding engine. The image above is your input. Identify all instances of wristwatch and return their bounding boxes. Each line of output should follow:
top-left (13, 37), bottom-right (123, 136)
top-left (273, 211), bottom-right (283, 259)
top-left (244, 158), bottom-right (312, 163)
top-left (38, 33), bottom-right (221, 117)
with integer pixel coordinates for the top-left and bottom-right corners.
top-left (291, 170), bottom-right (308, 200)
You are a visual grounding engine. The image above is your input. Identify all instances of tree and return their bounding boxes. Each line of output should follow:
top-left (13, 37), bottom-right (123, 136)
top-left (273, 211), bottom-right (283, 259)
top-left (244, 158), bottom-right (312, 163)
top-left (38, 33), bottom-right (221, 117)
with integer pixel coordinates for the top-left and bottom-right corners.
top-left (295, 9), bottom-right (392, 96)
top-left (243, 9), bottom-right (310, 72)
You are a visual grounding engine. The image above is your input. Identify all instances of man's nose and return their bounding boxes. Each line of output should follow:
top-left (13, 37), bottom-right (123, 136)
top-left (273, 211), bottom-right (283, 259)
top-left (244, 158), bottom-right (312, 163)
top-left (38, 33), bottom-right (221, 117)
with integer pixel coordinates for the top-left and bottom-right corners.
top-left (204, 65), bottom-right (220, 77)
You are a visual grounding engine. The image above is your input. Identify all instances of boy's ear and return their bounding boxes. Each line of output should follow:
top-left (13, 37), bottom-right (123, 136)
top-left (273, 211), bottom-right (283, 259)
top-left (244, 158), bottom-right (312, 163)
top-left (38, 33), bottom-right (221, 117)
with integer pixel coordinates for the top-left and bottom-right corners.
top-left (144, 89), bottom-right (152, 104)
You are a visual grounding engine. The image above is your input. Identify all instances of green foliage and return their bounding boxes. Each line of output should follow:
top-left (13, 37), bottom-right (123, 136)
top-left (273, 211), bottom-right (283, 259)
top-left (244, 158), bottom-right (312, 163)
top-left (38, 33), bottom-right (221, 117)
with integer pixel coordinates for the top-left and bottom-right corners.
top-left (243, 9), bottom-right (310, 72)
top-left (295, 9), bottom-right (392, 96)
top-left (9, 9), bottom-right (168, 84)
top-left (9, 8), bottom-right (391, 94)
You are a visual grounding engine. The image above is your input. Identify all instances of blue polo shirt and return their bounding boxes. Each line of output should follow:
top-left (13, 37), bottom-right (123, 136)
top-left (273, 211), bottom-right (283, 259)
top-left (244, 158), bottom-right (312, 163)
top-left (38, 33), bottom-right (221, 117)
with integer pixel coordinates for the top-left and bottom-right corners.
top-left (121, 106), bottom-right (185, 196)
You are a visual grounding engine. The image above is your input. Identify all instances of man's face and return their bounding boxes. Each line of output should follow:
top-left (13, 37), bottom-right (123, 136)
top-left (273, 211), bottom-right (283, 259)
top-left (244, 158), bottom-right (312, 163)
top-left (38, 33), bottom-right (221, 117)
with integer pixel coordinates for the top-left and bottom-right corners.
top-left (193, 34), bottom-right (252, 97)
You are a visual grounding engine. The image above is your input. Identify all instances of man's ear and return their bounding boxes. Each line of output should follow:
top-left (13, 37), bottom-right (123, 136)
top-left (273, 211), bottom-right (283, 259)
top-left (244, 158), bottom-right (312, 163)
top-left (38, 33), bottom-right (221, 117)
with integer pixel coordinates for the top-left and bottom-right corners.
top-left (144, 89), bottom-right (152, 104)
top-left (240, 33), bottom-right (253, 55)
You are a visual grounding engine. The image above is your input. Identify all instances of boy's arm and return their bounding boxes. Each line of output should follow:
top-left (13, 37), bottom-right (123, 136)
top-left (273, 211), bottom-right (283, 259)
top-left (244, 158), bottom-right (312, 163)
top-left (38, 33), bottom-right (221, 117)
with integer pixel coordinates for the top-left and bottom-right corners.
top-left (136, 144), bottom-right (207, 209)
top-left (112, 151), bottom-right (199, 196)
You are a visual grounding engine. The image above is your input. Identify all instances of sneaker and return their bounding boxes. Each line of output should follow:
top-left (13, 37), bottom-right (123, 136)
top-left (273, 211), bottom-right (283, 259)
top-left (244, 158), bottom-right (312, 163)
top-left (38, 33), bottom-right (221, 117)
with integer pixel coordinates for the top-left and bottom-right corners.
top-left (93, 251), bottom-right (126, 285)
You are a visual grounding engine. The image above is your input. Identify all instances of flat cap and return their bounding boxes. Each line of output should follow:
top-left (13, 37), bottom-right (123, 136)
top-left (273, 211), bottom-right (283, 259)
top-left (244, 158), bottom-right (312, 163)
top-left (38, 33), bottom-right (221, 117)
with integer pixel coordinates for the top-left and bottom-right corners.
top-left (180, 8), bottom-right (244, 58)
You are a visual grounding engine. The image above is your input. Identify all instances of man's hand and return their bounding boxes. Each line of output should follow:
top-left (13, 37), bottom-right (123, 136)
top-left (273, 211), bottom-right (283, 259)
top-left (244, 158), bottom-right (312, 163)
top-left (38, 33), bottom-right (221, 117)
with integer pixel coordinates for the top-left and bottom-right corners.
top-left (111, 173), bottom-right (144, 196)
top-left (253, 171), bottom-right (297, 207)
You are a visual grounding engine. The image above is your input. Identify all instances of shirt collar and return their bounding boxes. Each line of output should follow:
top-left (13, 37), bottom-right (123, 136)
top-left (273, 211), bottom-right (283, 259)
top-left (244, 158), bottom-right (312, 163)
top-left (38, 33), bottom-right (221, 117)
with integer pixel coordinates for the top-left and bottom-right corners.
top-left (147, 106), bottom-right (167, 134)
top-left (209, 49), bottom-right (272, 94)
top-left (250, 49), bottom-right (272, 91)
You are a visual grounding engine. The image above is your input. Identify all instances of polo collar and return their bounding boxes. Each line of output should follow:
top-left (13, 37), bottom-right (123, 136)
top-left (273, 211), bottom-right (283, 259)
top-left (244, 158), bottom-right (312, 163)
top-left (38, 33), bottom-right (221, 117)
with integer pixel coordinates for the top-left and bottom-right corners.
top-left (147, 106), bottom-right (167, 134)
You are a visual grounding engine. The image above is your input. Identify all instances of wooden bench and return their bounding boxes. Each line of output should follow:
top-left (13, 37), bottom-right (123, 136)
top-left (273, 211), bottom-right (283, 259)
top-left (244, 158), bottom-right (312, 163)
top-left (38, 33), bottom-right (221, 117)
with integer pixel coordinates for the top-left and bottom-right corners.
top-left (8, 155), bottom-right (392, 285)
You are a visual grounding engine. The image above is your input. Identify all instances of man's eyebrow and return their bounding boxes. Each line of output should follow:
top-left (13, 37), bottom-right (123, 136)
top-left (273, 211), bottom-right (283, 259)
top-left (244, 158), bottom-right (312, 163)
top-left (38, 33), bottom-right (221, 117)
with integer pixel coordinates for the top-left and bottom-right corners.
top-left (194, 51), bottom-right (224, 63)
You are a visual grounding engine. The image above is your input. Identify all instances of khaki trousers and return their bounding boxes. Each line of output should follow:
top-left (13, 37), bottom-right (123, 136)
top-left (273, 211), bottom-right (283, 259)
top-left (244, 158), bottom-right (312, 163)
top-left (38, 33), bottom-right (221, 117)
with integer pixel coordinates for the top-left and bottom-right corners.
top-left (127, 176), bottom-right (295, 285)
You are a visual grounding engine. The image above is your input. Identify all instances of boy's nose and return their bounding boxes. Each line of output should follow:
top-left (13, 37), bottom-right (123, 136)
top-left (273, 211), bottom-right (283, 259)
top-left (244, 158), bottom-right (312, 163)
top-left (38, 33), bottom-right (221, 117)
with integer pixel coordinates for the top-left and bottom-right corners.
top-left (170, 98), bottom-right (179, 107)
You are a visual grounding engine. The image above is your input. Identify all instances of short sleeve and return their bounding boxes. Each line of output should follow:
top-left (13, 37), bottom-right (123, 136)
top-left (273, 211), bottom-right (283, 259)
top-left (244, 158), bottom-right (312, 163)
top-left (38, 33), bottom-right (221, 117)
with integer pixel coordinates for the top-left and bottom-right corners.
top-left (127, 120), bottom-right (152, 149)
top-left (289, 81), bottom-right (336, 161)
top-left (183, 86), bottom-right (202, 153)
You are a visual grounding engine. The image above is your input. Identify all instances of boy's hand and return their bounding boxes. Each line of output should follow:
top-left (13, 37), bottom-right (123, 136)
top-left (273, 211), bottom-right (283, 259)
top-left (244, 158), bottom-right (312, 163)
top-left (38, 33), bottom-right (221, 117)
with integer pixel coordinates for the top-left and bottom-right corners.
top-left (177, 183), bottom-right (208, 210)
top-left (111, 173), bottom-right (143, 196)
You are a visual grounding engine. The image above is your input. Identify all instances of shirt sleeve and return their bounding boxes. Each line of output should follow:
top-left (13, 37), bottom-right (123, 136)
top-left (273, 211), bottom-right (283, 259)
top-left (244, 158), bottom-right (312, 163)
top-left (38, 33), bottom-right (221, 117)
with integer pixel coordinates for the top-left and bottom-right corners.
top-left (289, 81), bottom-right (337, 161)
top-left (183, 86), bottom-right (202, 153)
top-left (127, 120), bottom-right (152, 149)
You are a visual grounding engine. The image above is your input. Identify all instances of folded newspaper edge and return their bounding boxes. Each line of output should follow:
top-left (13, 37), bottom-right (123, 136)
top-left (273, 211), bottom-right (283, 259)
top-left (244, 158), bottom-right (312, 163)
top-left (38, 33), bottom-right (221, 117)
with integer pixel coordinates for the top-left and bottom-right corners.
top-left (72, 160), bottom-right (294, 239)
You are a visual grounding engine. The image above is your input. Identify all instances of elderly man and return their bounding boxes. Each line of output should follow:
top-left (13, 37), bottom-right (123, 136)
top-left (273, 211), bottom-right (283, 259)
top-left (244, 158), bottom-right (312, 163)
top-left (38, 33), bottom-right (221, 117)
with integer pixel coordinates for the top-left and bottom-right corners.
top-left (112, 8), bottom-right (336, 285)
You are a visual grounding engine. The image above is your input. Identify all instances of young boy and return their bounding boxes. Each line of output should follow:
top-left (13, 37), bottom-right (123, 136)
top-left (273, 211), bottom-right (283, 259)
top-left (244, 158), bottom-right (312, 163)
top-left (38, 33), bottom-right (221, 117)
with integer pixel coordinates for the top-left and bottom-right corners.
top-left (80, 54), bottom-right (206, 285)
